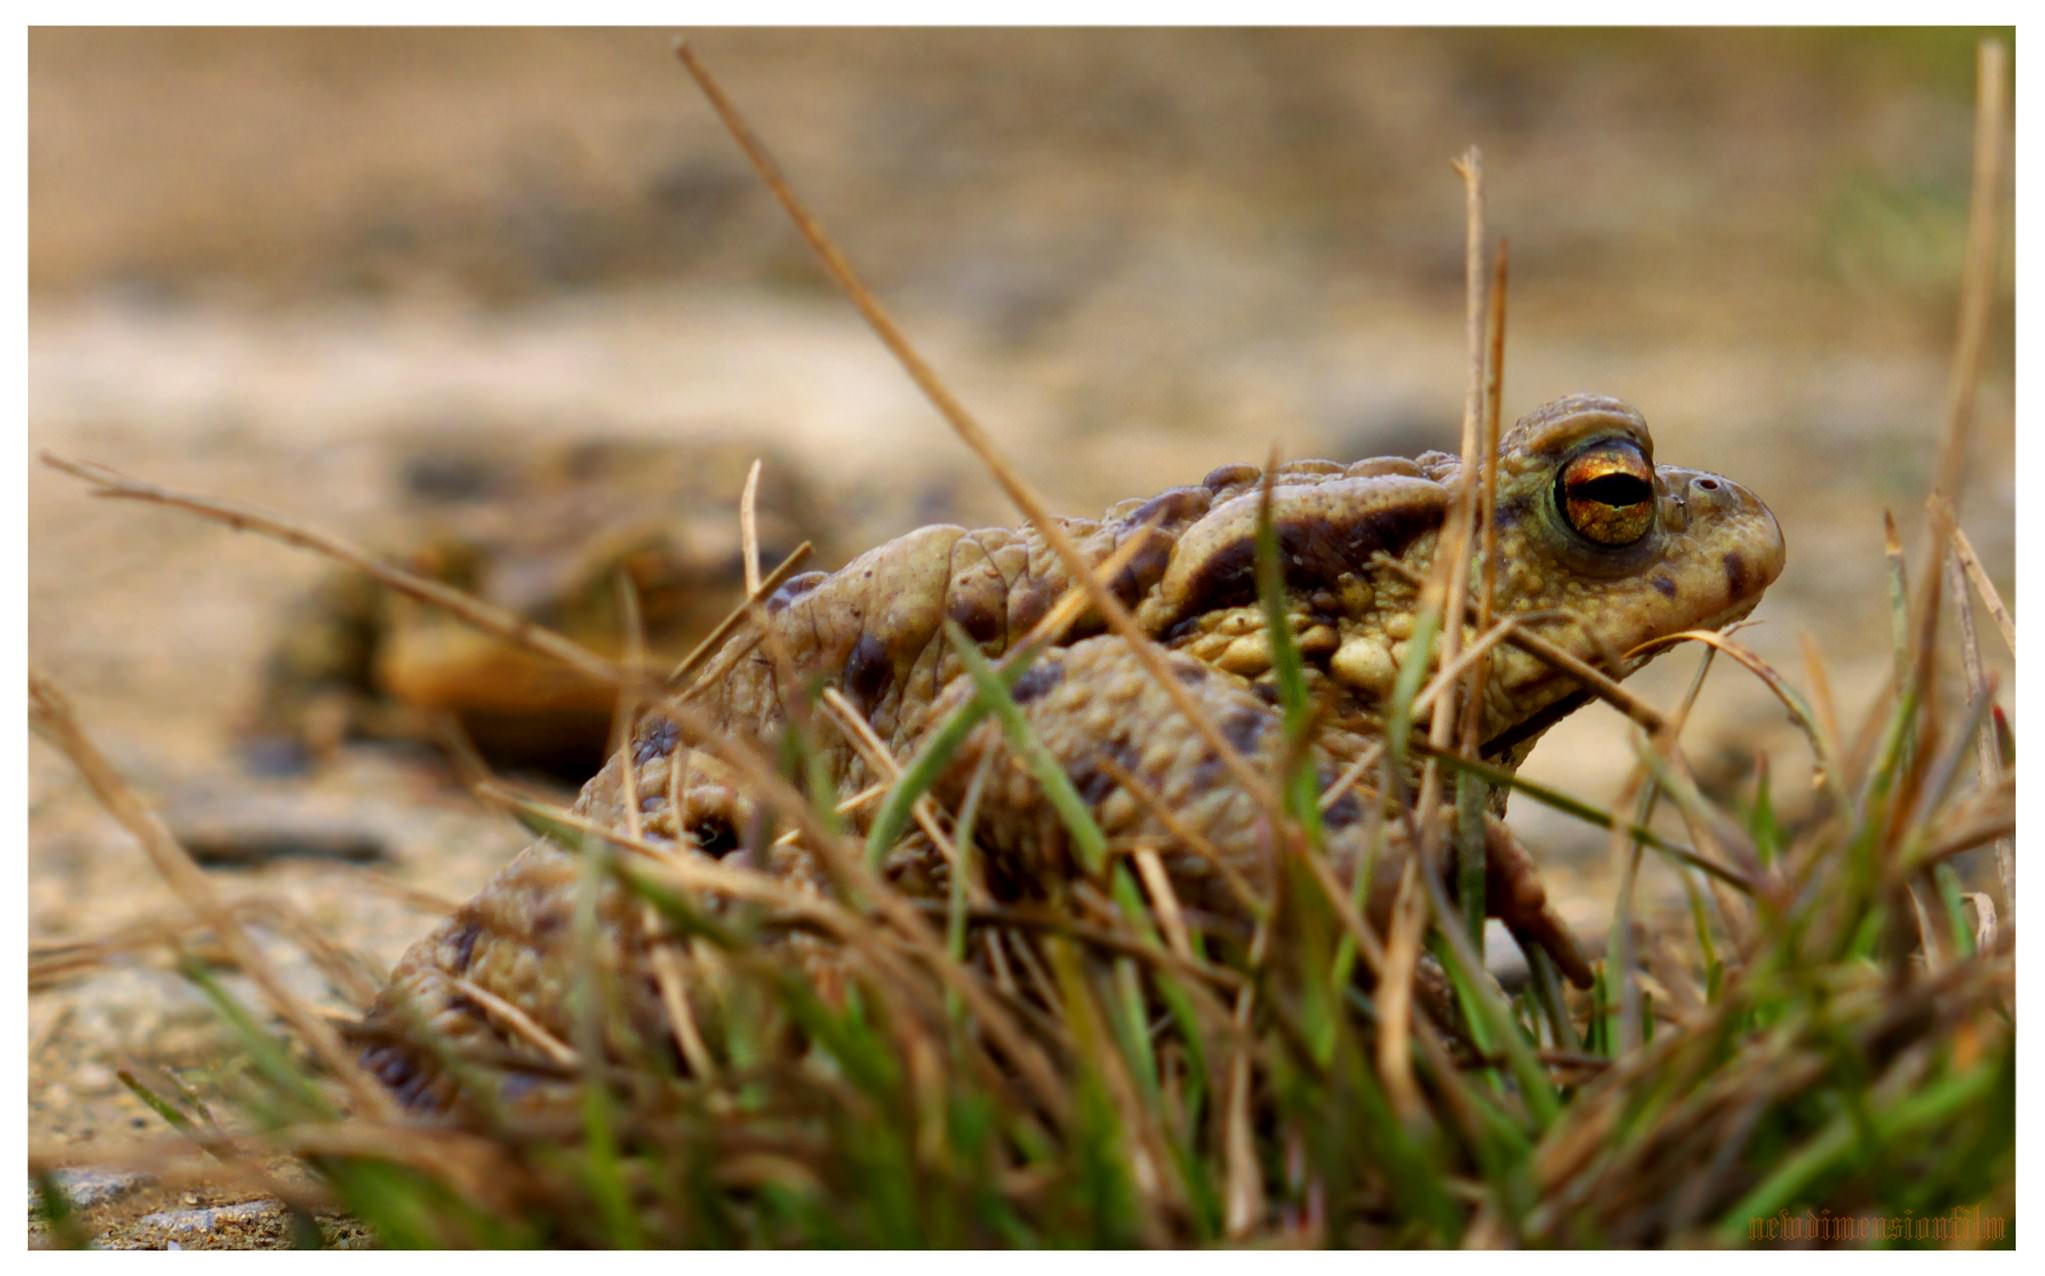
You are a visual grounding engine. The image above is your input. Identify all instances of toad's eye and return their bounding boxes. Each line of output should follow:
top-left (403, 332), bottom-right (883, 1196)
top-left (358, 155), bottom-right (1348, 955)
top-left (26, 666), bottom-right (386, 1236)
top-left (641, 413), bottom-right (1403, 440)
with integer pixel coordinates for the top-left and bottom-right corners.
top-left (1557, 444), bottom-right (1655, 546)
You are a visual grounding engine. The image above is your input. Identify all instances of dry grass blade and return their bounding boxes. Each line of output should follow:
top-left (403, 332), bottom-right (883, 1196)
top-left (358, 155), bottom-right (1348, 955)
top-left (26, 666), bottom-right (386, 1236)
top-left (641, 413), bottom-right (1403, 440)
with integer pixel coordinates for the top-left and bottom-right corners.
top-left (472, 783), bottom-right (844, 920)
top-left (1927, 39), bottom-right (2008, 515)
top-left (485, 737), bottom-right (1072, 1119)
top-left (1500, 627), bottom-right (1666, 738)
top-left (1882, 509), bottom-right (1912, 697)
top-left (1942, 544), bottom-right (2012, 914)
top-left (1221, 922), bottom-right (1268, 1240)
top-left (41, 451), bottom-right (634, 695)
top-left (818, 685), bottom-right (984, 896)
top-left (1374, 858), bottom-right (1430, 1121)
top-left (908, 899), bottom-right (1247, 995)
top-left (665, 539), bottom-right (815, 689)
top-left (1414, 145), bottom-right (1489, 832)
top-left (427, 712), bottom-right (497, 802)
top-left (30, 1140), bottom-right (340, 1214)
top-left (1625, 738), bottom-right (1758, 940)
top-left (1907, 776), bottom-right (2014, 871)
top-left (673, 39), bottom-right (1285, 836)
top-left (1795, 631), bottom-right (1844, 769)
top-left (1936, 495), bottom-right (2014, 656)
top-left (1092, 750), bottom-right (1266, 919)
top-left (31, 933), bottom-right (211, 990)
top-left (1378, 146), bottom-right (1492, 1123)
top-left (1409, 738), bottom-right (1752, 892)
top-left (31, 1005), bottom-right (75, 1062)
top-left (447, 976), bottom-right (579, 1068)
top-left (1895, 39), bottom-right (2006, 734)
top-left (739, 457), bottom-right (765, 596)
top-left (349, 871), bottom-right (462, 917)
top-left (851, 501), bottom-right (1169, 859)
top-left (646, 936), bottom-right (718, 1084)
top-left (27, 673), bottom-right (397, 1121)
top-left (603, 568), bottom-right (719, 1075)
top-left (1317, 611), bottom-right (1542, 816)
top-left (30, 901), bottom-right (296, 991)
top-left (614, 575), bottom-right (649, 847)
top-left (1374, 554), bottom-right (1668, 737)
top-left (1459, 236), bottom-right (1510, 757)
top-left (1625, 628), bottom-right (1840, 806)
top-left (1127, 849), bottom-right (1194, 961)
top-left (623, 581), bottom-right (724, 1073)
top-left (38, 1123), bottom-right (529, 1215)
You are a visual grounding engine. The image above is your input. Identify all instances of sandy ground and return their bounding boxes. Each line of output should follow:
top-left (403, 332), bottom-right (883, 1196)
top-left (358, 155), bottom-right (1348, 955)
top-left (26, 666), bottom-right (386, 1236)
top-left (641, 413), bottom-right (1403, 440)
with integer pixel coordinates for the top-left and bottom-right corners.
top-left (26, 28), bottom-right (2013, 1246)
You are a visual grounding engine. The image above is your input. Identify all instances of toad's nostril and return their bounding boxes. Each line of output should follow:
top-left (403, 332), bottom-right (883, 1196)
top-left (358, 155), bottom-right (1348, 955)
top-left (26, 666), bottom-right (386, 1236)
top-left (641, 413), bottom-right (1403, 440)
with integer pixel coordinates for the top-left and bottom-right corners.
top-left (1696, 478), bottom-right (1720, 491)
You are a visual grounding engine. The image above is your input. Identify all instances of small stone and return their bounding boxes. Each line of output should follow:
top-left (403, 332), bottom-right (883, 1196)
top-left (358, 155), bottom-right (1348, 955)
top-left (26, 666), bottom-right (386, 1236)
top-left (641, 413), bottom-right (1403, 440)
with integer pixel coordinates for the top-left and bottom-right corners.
top-left (137, 1199), bottom-right (282, 1234)
top-left (31, 1168), bottom-right (150, 1211)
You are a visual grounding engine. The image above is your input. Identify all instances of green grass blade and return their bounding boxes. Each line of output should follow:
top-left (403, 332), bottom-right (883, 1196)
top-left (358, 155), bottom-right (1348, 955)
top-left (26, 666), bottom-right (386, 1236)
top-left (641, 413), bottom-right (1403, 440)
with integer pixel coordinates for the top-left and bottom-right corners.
top-left (944, 621), bottom-right (1108, 874)
top-left (865, 636), bottom-right (1046, 869)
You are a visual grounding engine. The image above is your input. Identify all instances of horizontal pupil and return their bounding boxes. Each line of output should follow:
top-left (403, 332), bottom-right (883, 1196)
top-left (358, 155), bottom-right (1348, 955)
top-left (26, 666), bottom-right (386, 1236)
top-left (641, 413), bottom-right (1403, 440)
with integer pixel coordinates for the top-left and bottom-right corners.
top-left (1569, 472), bottom-right (1651, 506)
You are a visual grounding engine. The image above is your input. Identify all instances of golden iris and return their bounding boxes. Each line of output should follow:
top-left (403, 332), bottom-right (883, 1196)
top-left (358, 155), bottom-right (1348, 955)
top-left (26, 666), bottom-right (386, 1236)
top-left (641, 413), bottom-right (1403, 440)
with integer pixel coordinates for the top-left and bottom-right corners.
top-left (1557, 444), bottom-right (1655, 546)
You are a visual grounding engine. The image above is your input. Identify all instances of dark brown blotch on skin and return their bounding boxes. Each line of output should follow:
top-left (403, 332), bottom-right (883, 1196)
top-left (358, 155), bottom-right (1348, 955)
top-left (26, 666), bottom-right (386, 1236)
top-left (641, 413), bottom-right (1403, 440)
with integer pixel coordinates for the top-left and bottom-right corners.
top-left (1008, 582), bottom-right (1053, 639)
top-left (501, 1073), bottom-right (539, 1101)
top-left (1010, 660), bottom-right (1065, 705)
top-left (393, 1069), bottom-right (439, 1111)
top-left (361, 1043), bottom-right (414, 1090)
top-left (1108, 514), bottom-right (1183, 607)
top-left (1202, 463), bottom-right (1261, 493)
top-left (766, 570), bottom-right (828, 614)
top-left (946, 590), bottom-right (1003, 644)
top-left (532, 906), bottom-right (568, 940)
top-left (1318, 770), bottom-right (1363, 830)
top-left (1066, 759), bottom-right (1112, 807)
top-left (1650, 574), bottom-right (1678, 599)
top-left (1176, 502), bottom-right (1447, 621)
top-left (1107, 563), bottom-right (1152, 610)
top-left (1126, 486), bottom-right (1212, 533)
top-left (1221, 706), bottom-right (1270, 754)
top-left (362, 1043), bottom-right (440, 1112)
top-left (1722, 551), bottom-right (1748, 601)
top-left (448, 917), bottom-right (483, 974)
top-left (633, 716), bottom-right (680, 765)
top-left (1067, 740), bottom-right (1143, 807)
top-left (1173, 663), bottom-right (1208, 685)
top-left (842, 633), bottom-right (894, 714)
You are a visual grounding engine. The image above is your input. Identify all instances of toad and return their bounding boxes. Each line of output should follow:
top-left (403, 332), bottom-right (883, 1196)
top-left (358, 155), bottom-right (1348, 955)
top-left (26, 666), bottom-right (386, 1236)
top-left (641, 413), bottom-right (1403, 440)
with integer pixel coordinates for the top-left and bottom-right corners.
top-left (366, 394), bottom-right (1784, 1112)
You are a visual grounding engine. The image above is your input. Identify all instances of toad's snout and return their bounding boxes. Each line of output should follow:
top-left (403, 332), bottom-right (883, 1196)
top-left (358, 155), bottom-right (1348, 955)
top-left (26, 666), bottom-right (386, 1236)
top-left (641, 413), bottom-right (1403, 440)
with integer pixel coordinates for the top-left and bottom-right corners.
top-left (1658, 464), bottom-right (1787, 601)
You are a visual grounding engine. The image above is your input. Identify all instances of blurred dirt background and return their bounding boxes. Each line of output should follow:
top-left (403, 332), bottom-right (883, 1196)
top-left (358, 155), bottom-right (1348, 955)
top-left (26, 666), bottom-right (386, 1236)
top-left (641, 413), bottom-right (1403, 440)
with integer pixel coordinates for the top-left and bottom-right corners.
top-left (26, 28), bottom-right (2013, 1245)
